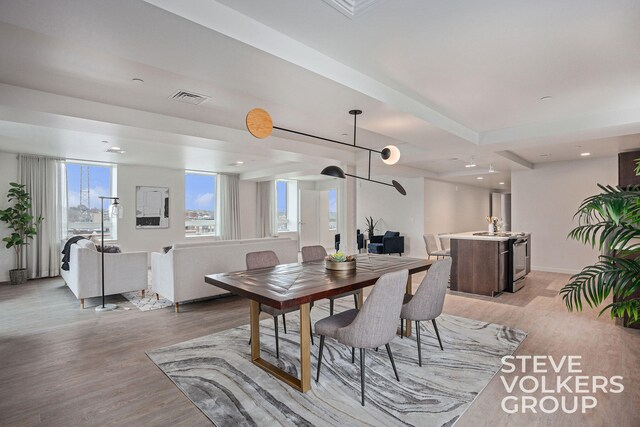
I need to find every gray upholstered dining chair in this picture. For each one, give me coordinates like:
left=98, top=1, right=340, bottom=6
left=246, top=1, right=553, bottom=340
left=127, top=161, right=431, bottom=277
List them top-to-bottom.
left=438, top=232, right=452, bottom=254
left=424, top=234, right=449, bottom=259
left=300, top=245, right=360, bottom=315
left=246, top=250, right=314, bottom=358
left=400, top=257, right=451, bottom=366
left=315, top=269, right=408, bottom=406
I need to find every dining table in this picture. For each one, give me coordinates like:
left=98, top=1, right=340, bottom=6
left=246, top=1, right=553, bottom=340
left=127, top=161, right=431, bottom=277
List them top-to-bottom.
left=204, top=253, right=432, bottom=393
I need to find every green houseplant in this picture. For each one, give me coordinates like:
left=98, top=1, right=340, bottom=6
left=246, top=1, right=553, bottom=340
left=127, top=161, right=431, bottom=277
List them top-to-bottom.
left=560, top=159, right=640, bottom=324
left=0, top=182, right=43, bottom=285
left=364, top=216, right=380, bottom=238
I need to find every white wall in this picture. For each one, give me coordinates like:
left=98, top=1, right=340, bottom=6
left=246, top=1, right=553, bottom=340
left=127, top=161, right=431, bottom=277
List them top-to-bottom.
left=0, top=152, right=18, bottom=282
left=512, top=156, right=618, bottom=274
left=116, top=165, right=257, bottom=255
left=357, top=176, right=425, bottom=258
left=424, top=178, right=491, bottom=239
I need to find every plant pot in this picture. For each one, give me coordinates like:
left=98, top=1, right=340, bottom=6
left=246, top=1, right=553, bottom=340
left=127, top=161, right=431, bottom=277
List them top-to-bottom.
left=325, top=260, right=356, bottom=271
left=9, top=268, right=28, bottom=285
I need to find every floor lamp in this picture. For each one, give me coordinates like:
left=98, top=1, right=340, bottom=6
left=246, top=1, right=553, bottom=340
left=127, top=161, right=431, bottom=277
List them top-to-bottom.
left=96, top=196, right=122, bottom=312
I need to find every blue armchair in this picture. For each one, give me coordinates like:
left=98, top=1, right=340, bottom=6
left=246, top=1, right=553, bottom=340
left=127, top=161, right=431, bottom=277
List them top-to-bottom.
left=335, top=229, right=364, bottom=251
left=368, top=231, right=404, bottom=256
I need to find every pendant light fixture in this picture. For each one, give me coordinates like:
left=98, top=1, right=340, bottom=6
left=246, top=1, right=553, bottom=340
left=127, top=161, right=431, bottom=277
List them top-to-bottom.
left=246, top=108, right=406, bottom=195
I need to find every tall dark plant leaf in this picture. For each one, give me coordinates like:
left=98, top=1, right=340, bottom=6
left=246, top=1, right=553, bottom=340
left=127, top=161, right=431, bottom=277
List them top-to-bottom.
left=561, top=184, right=640, bottom=323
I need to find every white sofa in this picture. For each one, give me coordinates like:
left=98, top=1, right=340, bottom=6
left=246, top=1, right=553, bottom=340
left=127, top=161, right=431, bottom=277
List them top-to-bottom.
left=151, top=237, right=298, bottom=312
left=61, top=239, right=148, bottom=308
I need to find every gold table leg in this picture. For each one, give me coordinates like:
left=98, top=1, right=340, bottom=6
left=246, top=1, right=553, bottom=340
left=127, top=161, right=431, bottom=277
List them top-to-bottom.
left=397, top=275, right=412, bottom=337
left=249, top=300, right=311, bottom=393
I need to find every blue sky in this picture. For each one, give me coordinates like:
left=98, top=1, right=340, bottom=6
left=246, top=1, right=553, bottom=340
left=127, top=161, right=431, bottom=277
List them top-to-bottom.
left=66, top=163, right=111, bottom=209
left=67, top=165, right=335, bottom=215
left=185, top=173, right=215, bottom=211
left=276, top=181, right=287, bottom=213
left=329, top=189, right=337, bottom=213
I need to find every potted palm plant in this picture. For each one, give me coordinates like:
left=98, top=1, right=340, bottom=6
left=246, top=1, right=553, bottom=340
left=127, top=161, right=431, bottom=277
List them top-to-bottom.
left=560, top=159, right=640, bottom=324
left=0, top=182, right=43, bottom=285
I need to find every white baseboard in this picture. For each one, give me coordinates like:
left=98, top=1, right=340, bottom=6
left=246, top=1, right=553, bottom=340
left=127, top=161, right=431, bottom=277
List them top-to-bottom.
left=532, top=265, right=580, bottom=275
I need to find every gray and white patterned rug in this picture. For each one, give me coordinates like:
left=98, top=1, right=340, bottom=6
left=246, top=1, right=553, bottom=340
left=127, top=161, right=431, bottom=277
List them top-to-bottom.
left=121, top=289, right=173, bottom=311
left=147, top=301, right=526, bottom=426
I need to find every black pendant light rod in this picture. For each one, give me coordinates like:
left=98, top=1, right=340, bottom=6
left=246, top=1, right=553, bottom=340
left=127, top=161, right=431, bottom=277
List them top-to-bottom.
left=272, top=125, right=383, bottom=154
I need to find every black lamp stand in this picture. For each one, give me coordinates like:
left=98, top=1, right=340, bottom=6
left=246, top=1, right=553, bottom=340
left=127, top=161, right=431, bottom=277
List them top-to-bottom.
left=95, top=196, right=120, bottom=312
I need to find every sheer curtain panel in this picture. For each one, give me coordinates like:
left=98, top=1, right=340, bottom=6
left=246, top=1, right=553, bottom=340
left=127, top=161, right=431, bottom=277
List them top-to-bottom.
left=18, top=154, right=65, bottom=278
left=218, top=173, right=241, bottom=240
left=256, top=180, right=275, bottom=238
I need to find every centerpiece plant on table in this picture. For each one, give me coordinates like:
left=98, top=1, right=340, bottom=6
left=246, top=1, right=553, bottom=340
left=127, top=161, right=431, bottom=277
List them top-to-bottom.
left=326, top=251, right=355, bottom=263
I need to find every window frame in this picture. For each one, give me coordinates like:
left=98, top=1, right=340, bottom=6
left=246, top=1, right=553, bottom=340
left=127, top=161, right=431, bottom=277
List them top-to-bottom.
left=64, top=161, right=118, bottom=241
left=184, top=171, right=218, bottom=238
left=276, top=179, right=298, bottom=232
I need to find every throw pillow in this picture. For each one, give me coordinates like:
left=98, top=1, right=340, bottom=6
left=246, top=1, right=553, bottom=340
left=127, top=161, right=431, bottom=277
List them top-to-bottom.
left=97, top=245, right=121, bottom=253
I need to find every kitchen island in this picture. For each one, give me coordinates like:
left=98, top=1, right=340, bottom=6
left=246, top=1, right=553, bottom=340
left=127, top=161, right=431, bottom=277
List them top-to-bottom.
left=441, top=232, right=531, bottom=297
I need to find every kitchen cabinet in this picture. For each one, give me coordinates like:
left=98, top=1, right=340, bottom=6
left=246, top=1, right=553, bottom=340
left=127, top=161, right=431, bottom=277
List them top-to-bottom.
left=443, top=232, right=531, bottom=297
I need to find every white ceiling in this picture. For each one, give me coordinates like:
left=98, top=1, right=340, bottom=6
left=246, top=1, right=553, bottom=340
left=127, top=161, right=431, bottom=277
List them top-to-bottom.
left=0, top=0, right=638, bottom=191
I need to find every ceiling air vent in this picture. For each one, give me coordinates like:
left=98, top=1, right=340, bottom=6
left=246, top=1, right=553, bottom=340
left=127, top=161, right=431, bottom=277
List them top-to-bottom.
left=169, top=90, right=210, bottom=105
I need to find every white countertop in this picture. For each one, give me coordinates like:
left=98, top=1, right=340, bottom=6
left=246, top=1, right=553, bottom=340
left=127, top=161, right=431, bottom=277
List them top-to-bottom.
left=440, top=231, right=530, bottom=241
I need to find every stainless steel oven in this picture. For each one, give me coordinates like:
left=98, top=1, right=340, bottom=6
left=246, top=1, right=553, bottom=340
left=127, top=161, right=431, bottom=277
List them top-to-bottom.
left=509, top=237, right=528, bottom=292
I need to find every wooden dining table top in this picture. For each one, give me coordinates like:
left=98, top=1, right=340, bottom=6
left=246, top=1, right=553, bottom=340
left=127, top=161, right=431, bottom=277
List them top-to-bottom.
left=205, top=254, right=433, bottom=310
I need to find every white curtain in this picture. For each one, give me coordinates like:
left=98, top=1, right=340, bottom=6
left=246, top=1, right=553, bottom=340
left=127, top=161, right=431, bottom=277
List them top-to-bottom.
left=18, top=154, right=65, bottom=278
left=218, top=173, right=241, bottom=240
left=256, top=180, right=275, bottom=238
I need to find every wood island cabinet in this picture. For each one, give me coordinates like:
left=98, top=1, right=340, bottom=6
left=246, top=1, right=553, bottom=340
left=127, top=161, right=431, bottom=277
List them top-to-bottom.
left=450, top=239, right=509, bottom=297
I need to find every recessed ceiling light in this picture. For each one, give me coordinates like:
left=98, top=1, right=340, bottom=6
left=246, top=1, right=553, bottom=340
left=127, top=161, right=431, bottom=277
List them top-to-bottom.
left=132, top=78, right=144, bottom=83
left=540, top=96, right=553, bottom=101
left=101, top=140, right=109, bottom=144
left=111, top=146, right=121, bottom=151
left=106, top=147, right=125, bottom=154
left=580, top=152, right=591, bottom=156
left=228, top=161, right=244, bottom=167
left=477, top=177, right=483, bottom=180
left=499, top=182, right=505, bottom=185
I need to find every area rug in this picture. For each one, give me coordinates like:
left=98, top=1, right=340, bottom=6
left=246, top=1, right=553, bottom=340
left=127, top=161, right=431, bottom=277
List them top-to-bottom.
left=121, top=289, right=173, bottom=311
left=147, top=301, right=526, bottom=426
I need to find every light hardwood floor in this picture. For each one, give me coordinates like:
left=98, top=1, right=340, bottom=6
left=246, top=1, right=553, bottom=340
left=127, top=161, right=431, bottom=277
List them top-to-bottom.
left=0, top=271, right=638, bottom=426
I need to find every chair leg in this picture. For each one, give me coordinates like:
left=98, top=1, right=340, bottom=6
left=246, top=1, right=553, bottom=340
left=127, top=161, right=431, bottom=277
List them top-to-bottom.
left=141, top=289, right=145, bottom=298
left=353, top=293, right=358, bottom=309
left=80, top=298, right=84, bottom=309
left=330, top=299, right=334, bottom=316
left=282, top=313, right=287, bottom=334
left=273, top=315, right=280, bottom=359
left=400, top=318, right=404, bottom=338
left=432, top=318, right=444, bottom=350
left=416, top=320, right=422, bottom=367
left=310, top=322, right=314, bottom=346
left=316, top=335, right=325, bottom=382
left=385, top=343, right=400, bottom=381
left=351, top=347, right=355, bottom=364
left=360, top=348, right=366, bottom=406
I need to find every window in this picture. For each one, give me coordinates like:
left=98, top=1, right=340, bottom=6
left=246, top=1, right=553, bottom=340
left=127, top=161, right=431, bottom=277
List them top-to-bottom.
left=65, top=162, right=117, bottom=240
left=185, top=172, right=216, bottom=236
left=276, top=179, right=298, bottom=232
left=328, top=188, right=337, bottom=230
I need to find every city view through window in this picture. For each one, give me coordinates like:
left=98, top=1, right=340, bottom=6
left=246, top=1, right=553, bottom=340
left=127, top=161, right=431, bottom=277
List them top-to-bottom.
left=66, top=163, right=114, bottom=239
left=185, top=173, right=216, bottom=236
left=276, top=180, right=289, bottom=231
left=329, top=188, right=337, bottom=230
